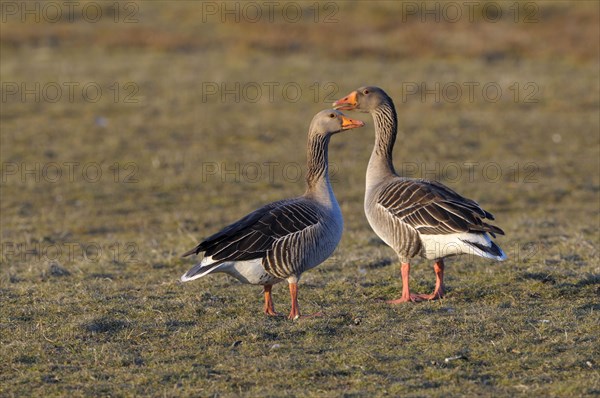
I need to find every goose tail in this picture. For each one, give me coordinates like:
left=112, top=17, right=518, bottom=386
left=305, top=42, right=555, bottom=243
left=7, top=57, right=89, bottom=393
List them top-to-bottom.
left=461, top=237, right=507, bottom=261
left=180, top=257, right=224, bottom=282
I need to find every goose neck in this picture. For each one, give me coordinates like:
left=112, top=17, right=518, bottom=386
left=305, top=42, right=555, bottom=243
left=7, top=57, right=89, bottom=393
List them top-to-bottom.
left=367, top=103, right=397, bottom=181
left=305, top=132, right=334, bottom=204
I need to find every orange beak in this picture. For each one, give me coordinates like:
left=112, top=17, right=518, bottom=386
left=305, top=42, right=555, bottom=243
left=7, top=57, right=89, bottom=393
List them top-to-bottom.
left=333, top=91, right=358, bottom=110
left=341, top=115, right=365, bottom=130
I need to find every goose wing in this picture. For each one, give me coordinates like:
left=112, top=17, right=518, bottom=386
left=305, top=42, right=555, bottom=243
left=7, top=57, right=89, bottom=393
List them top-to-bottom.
left=377, top=178, right=504, bottom=236
left=182, top=198, right=321, bottom=272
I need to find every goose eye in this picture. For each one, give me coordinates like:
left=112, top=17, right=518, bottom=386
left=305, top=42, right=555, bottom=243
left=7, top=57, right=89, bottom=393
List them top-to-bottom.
left=363, top=89, right=370, bottom=95
left=329, top=113, right=335, bottom=118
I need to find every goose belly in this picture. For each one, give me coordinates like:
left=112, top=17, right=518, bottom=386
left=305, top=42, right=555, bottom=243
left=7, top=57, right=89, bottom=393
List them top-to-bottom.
left=364, top=199, right=422, bottom=260
left=364, top=204, right=394, bottom=246
left=319, top=208, right=344, bottom=262
left=267, top=209, right=343, bottom=279
left=295, top=212, right=343, bottom=274
left=308, top=218, right=343, bottom=269
left=220, top=259, right=283, bottom=285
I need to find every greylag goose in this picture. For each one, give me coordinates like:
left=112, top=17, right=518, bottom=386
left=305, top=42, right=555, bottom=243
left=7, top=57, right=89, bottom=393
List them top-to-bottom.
left=333, top=86, right=506, bottom=303
left=180, top=110, right=365, bottom=319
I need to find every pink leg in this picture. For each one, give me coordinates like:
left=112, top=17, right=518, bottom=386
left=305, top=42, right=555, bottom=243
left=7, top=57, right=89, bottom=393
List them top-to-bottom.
left=414, top=259, right=445, bottom=300
left=387, top=262, right=423, bottom=304
left=287, top=282, right=323, bottom=320
left=287, top=282, right=300, bottom=320
left=263, top=285, right=281, bottom=316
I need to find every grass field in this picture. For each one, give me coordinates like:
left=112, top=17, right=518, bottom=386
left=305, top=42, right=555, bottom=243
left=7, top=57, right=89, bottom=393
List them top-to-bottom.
left=1, top=1, right=599, bottom=397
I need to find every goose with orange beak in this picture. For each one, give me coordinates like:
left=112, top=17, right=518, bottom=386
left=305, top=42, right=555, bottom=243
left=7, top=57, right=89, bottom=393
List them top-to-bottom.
left=334, top=86, right=506, bottom=303
left=181, top=110, right=365, bottom=319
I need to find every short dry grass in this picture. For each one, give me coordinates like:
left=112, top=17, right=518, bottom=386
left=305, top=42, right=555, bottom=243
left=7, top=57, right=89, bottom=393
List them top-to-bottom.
left=1, top=1, right=599, bottom=397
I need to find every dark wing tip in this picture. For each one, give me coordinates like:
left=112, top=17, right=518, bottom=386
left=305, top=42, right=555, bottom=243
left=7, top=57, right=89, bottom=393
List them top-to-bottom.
left=484, top=210, right=495, bottom=220
left=491, top=225, right=505, bottom=236
left=181, top=246, right=200, bottom=258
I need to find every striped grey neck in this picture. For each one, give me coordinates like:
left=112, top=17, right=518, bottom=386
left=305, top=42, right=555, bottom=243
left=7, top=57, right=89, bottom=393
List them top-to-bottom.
left=369, top=101, right=397, bottom=178
left=305, top=132, right=331, bottom=194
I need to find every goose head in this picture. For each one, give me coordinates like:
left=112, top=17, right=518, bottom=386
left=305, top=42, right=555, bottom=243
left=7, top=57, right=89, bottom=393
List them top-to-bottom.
left=332, top=86, right=391, bottom=113
left=309, top=109, right=365, bottom=136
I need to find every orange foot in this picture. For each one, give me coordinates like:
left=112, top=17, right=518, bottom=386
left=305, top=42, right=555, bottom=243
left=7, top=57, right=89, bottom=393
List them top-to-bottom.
left=263, top=285, right=284, bottom=316
left=412, top=290, right=444, bottom=301
left=386, top=294, right=426, bottom=304
left=264, top=308, right=284, bottom=317
left=288, top=311, right=324, bottom=320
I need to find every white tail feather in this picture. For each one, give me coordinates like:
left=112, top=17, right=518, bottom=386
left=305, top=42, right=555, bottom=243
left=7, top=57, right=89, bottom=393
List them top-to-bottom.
left=420, top=232, right=506, bottom=261
left=180, top=256, right=224, bottom=282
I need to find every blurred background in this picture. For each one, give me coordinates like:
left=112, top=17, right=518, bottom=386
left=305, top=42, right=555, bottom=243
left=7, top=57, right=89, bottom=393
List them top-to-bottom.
left=1, top=1, right=598, bottom=396
left=2, top=1, right=597, bottom=245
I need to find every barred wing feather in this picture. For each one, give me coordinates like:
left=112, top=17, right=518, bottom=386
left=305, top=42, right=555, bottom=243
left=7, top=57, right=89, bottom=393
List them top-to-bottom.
left=377, top=179, right=504, bottom=237
left=181, top=198, right=321, bottom=275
